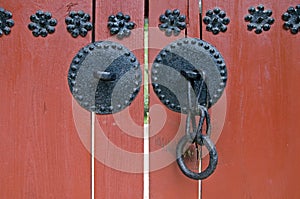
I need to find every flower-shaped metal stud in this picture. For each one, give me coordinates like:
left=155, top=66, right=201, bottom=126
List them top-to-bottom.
left=244, top=5, right=274, bottom=34
left=282, top=5, right=300, bottom=34
left=0, top=7, right=14, bottom=36
left=203, top=7, right=230, bottom=35
left=159, top=9, right=186, bottom=37
left=28, top=10, right=57, bottom=37
left=65, top=10, right=93, bottom=38
left=107, top=12, right=135, bottom=39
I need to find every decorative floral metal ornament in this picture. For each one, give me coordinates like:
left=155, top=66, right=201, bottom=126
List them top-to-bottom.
left=244, top=5, right=275, bottom=34
left=282, top=5, right=300, bottom=34
left=0, top=7, right=14, bottom=36
left=203, top=7, right=230, bottom=35
left=158, top=9, right=186, bottom=36
left=28, top=10, right=57, bottom=37
left=65, top=10, right=93, bottom=38
left=107, top=12, right=135, bottom=39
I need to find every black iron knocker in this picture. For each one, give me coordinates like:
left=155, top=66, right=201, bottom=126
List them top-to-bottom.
left=151, top=37, right=227, bottom=180
left=176, top=71, right=218, bottom=180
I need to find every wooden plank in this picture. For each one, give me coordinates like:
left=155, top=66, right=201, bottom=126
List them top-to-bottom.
left=148, top=0, right=200, bottom=198
left=202, top=0, right=300, bottom=198
left=0, top=1, right=92, bottom=198
left=94, top=1, right=144, bottom=198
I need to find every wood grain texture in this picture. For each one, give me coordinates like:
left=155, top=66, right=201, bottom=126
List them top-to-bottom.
left=148, top=0, right=200, bottom=198
left=202, top=0, right=300, bottom=198
left=0, top=1, right=92, bottom=198
left=94, top=1, right=144, bottom=198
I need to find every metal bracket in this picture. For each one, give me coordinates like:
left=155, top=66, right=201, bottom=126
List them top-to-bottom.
left=151, top=38, right=227, bottom=114
left=68, top=41, right=142, bottom=114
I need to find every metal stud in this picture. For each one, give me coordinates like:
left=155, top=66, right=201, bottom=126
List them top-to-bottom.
left=244, top=5, right=274, bottom=34
left=282, top=5, right=300, bottom=34
left=0, top=7, right=14, bottom=37
left=203, top=7, right=230, bottom=35
left=158, top=9, right=186, bottom=37
left=28, top=10, right=57, bottom=37
left=65, top=10, right=93, bottom=38
left=107, top=12, right=135, bottom=39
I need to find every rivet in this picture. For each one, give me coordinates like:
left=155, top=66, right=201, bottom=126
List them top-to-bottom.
left=183, top=39, right=189, bottom=44
left=191, top=40, right=196, bottom=44
left=94, top=42, right=101, bottom=47
left=177, top=42, right=182, bottom=46
left=104, top=44, right=109, bottom=49
left=111, top=44, right=116, bottom=49
left=171, top=44, right=176, bottom=48
left=89, top=45, right=95, bottom=50
left=117, top=46, right=123, bottom=50
left=83, top=48, right=89, bottom=53
left=161, top=51, right=167, bottom=57
left=77, top=52, right=83, bottom=58
left=125, top=52, right=131, bottom=56
left=130, top=57, right=136, bottom=62
left=156, top=57, right=162, bottom=62
left=73, top=58, right=80, bottom=64
left=217, top=59, right=223, bottom=64
left=71, top=65, right=78, bottom=70
left=152, top=70, right=158, bottom=74
left=70, top=72, right=76, bottom=78
left=135, top=81, right=140, bottom=86
left=153, top=83, right=159, bottom=88
left=133, top=87, right=139, bottom=93
left=155, top=89, right=161, bottom=94
left=129, top=94, right=135, bottom=101
left=159, top=94, right=165, bottom=100
left=164, top=99, right=170, bottom=105
left=124, top=100, right=130, bottom=105
left=170, top=103, right=175, bottom=108
left=117, top=104, right=122, bottom=109
left=100, top=106, right=105, bottom=112
left=109, top=106, right=114, bottom=111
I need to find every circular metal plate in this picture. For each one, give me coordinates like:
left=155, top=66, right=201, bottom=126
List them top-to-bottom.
left=151, top=38, right=227, bottom=114
left=68, top=41, right=142, bottom=114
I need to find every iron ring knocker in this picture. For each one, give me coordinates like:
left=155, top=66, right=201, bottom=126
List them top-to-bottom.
left=176, top=132, right=218, bottom=180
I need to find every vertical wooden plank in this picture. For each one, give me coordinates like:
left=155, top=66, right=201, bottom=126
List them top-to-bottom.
left=148, top=0, right=200, bottom=198
left=202, top=0, right=300, bottom=198
left=0, top=1, right=92, bottom=198
left=94, top=1, right=144, bottom=198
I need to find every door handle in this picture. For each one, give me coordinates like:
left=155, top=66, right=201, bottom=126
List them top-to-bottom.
left=151, top=37, right=227, bottom=180
left=67, top=41, right=142, bottom=114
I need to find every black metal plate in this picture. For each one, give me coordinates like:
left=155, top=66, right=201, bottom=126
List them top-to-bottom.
left=151, top=38, right=227, bottom=114
left=68, top=41, right=142, bottom=114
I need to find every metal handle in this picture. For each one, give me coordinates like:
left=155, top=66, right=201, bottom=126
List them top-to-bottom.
left=176, top=133, right=218, bottom=180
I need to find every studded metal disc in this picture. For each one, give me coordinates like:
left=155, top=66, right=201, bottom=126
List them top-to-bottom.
left=151, top=38, right=227, bottom=114
left=68, top=41, right=142, bottom=114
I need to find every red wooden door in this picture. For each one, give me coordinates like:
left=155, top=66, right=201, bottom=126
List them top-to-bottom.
left=0, top=0, right=92, bottom=198
left=1, top=0, right=300, bottom=199
left=148, top=0, right=300, bottom=199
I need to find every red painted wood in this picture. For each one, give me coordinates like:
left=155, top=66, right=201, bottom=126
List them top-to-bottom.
left=202, top=0, right=300, bottom=198
left=0, top=1, right=92, bottom=198
left=94, top=1, right=144, bottom=198
left=148, top=1, right=200, bottom=198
